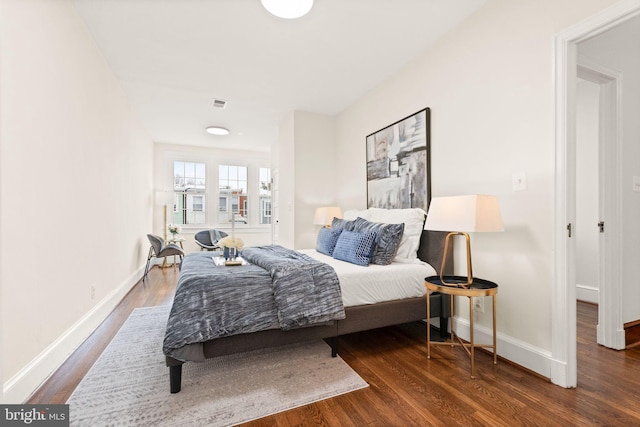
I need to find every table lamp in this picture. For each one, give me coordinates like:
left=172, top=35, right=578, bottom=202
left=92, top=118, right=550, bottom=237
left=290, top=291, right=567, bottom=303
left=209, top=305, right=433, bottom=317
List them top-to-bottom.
left=424, top=195, right=504, bottom=287
left=313, top=206, right=343, bottom=227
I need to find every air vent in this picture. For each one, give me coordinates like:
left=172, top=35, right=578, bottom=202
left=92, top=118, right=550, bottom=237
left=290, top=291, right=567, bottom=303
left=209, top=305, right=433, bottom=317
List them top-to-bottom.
left=212, top=99, right=227, bottom=109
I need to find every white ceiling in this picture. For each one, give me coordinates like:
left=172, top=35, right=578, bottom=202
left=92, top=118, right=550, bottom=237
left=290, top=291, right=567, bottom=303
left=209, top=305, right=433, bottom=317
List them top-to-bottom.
left=74, top=0, right=486, bottom=152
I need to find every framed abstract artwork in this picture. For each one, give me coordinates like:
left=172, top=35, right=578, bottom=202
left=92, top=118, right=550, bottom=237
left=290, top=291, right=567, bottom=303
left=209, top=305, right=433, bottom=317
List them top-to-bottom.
left=366, top=108, right=431, bottom=211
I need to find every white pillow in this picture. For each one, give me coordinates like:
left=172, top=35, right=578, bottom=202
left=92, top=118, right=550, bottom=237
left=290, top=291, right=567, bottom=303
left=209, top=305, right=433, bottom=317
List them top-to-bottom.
left=367, top=208, right=427, bottom=262
left=343, top=209, right=371, bottom=221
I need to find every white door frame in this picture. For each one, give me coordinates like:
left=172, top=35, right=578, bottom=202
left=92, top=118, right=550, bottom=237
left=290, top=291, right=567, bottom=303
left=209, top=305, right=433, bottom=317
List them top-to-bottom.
left=552, top=0, right=640, bottom=388
left=577, top=57, right=624, bottom=350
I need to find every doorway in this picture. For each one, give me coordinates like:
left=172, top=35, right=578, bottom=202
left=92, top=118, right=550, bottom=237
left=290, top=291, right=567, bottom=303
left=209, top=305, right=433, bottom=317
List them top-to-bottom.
left=552, top=2, right=640, bottom=388
left=575, top=60, right=623, bottom=350
left=575, top=78, right=600, bottom=306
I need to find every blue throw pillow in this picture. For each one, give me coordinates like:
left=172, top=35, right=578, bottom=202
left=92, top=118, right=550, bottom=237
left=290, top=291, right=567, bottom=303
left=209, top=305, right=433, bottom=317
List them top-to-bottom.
left=331, top=217, right=356, bottom=231
left=352, top=217, right=405, bottom=265
left=316, top=227, right=343, bottom=256
left=332, top=230, right=377, bottom=266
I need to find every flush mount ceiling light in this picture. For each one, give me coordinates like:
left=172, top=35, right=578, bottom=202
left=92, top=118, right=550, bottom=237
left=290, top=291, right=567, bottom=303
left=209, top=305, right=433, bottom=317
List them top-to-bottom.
left=261, top=0, right=313, bottom=19
left=205, top=126, right=229, bottom=136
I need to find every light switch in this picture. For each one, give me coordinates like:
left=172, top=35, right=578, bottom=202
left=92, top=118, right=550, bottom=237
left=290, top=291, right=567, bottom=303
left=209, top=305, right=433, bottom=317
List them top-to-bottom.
left=512, top=171, right=527, bottom=191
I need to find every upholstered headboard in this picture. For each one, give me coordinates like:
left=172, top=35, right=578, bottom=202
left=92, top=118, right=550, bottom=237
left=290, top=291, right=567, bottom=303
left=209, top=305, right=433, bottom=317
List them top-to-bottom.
left=417, top=230, right=452, bottom=275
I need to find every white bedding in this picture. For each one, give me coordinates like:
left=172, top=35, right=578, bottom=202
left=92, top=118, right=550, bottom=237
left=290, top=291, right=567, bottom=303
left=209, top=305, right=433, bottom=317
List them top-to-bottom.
left=299, top=249, right=436, bottom=307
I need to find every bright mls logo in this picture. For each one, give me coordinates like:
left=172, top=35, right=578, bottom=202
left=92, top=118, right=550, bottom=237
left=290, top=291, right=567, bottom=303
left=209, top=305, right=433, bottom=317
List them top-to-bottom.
left=1, top=405, right=68, bottom=426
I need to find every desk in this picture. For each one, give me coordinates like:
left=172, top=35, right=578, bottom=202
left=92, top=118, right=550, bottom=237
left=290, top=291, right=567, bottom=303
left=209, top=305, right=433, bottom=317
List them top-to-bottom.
left=425, top=275, right=498, bottom=378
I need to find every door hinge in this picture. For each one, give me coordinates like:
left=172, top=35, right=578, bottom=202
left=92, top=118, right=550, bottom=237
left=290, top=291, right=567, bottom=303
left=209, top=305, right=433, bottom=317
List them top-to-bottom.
left=598, top=221, right=605, bottom=233
left=567, top=223, right=572, bottom=238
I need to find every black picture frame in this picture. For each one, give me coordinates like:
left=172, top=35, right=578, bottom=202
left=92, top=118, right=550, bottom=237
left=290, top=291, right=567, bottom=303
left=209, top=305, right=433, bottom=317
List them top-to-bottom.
left=366, top=108, right=431, bottom=211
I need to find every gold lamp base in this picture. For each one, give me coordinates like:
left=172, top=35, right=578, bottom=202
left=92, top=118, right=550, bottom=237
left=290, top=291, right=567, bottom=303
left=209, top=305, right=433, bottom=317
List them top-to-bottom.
left=440, top=231, right=474, bottom=288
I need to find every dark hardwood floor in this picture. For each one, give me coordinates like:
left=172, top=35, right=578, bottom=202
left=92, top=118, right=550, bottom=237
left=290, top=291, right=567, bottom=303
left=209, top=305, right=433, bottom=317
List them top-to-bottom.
left=28, top=267, right=640, bottom=426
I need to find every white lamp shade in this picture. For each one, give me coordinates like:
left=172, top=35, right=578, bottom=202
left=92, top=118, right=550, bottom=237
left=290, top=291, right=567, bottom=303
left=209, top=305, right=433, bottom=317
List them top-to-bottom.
left=424, top=195, right=504, bottom=233
left=313, top=206, right=343, bottom=226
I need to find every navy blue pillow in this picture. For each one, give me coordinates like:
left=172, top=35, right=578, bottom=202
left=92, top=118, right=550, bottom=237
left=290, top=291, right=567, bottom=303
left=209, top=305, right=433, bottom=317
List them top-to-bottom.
left=352, top=217, right=405, bottom=265
left=316, top=227, right=343, bottom=256
left=332, top=230, right=377, bottom=266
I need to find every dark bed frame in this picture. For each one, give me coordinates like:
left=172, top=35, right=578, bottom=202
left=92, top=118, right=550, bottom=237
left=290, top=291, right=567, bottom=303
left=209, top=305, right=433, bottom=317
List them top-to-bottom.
left=166, top=230, right=452, bottom=393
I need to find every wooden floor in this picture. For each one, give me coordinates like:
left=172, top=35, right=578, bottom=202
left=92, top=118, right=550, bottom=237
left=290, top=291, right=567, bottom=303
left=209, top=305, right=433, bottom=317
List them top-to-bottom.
left=28, top=266, right=640, bottom=426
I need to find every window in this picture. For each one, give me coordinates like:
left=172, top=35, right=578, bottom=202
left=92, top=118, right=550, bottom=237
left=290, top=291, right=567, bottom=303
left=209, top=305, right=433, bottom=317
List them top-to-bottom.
left=173, top=161, right=206, bottom=225
left=219, top=165, right=247, bottom=224
left=259, top=167, right=272, bottom=224
left=192, top=195, right=204, bottom=212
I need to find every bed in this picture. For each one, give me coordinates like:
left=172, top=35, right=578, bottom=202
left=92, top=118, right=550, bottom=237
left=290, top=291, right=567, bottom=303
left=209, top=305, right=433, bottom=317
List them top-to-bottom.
left=164, top=208, right=452, bottom=393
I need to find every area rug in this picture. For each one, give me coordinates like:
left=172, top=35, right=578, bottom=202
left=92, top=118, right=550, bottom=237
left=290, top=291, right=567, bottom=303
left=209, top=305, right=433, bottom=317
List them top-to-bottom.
left=67, top=305, right=368, bottom=426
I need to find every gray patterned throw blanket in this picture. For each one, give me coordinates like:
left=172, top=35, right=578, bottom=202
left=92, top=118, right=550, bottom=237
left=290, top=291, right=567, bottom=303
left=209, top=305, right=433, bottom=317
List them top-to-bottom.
left=163, top=246, right=345, bottom=362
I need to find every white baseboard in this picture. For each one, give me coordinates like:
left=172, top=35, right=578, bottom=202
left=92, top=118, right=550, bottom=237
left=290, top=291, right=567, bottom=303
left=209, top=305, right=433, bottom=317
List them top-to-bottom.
left=2, top=267, right=144, bottom=403
left=576, top=284, right=599, bottom=304
left=451, top=317, right=553, bottom=381
left=597, top=323, right=625, bottom=350
left=549, top=357, right=572, bottom=388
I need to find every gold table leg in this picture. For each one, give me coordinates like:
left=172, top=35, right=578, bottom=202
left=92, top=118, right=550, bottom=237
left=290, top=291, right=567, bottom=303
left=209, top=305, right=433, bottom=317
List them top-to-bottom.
left=425, top=278, right=498, bottom=379
left=427, top=291, right=431, bottom=359
left=493, top=294, right=497, bottom=365
left=469, top=296, right=475, bottom=378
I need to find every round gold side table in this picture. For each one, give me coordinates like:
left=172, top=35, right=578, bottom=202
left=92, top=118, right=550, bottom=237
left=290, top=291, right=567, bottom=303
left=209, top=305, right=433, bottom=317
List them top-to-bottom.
left=425, top=275, right=498, bottom=378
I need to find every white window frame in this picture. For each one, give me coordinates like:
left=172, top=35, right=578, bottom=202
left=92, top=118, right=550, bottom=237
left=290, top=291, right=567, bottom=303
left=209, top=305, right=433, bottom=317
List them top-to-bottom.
left=173, top=161, right=207, bottom=226
left=218, top=164, right=248, bottom=224
left=259, top=167, right=272, bottom=225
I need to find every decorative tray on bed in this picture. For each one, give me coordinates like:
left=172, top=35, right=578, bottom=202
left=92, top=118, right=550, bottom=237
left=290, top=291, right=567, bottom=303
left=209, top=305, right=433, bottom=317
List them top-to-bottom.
left=212, top=256, right=247, bottom=267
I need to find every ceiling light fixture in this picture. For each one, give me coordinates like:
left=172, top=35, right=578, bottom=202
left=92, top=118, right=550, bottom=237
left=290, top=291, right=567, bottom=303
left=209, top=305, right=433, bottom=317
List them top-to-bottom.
left=261, top=0, right=313, bottom=19
left=205, top=126, right=230, bottom=136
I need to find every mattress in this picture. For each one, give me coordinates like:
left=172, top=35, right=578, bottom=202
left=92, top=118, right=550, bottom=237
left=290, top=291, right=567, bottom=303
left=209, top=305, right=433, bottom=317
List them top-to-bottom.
left=298, top=249, right=436, bottom=307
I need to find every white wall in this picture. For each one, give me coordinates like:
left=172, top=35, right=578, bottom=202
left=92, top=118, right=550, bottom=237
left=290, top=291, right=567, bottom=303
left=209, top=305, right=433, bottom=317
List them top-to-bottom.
left=0, top=0, right=154, bottom=402
left=330, top=0, right=619, bottom=376
left=578, top=15, right=640, bottom=323
left=575, top=79, right=600, bottom=304
left=275, top=111, right=337, bottom=249
left=274, top=112, right=296, bottom=248
left=292, top=112, right=337, bottom=249
left=153, top=143, right=273, bottom=252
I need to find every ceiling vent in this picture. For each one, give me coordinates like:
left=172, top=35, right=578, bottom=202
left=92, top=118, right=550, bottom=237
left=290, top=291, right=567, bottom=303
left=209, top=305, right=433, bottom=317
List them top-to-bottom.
left=212, top=99, right=227, bottom=109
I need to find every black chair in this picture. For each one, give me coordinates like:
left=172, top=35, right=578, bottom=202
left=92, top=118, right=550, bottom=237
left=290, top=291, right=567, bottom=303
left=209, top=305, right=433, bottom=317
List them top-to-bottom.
left=194, top=229, right=228, bottom=251
left=143, top=234, right=185, bottom=281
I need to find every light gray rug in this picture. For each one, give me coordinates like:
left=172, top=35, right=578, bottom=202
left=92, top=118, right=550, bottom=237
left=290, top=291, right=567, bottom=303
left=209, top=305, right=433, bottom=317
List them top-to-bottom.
left=67, top=305, right=368, bottom=426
